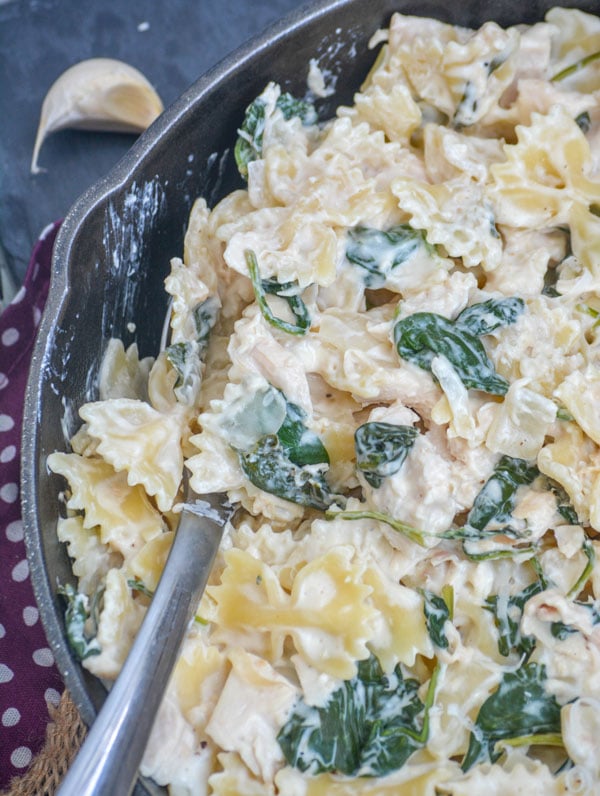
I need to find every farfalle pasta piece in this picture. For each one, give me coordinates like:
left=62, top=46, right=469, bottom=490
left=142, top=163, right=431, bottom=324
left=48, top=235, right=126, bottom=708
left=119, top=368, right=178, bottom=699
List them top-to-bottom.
left=546, top=7, right=600, bottom=92
left=389, top=18, right=518, bottom=127
left=339, top=82, right=422, bottom=143
left=487, top=106, right=600, bottom=228
left=423, top=124, right=505, bottom=184
left=392, top=176, right=503, bottom=271
left=556, top=203, right=600, bottom=296
left=164, top=256, right=214, bottom=344
left=98, top=339, right=153, bottom=401
left=554, top=365, right=600, bottom=446
left=485, top=378, right=557, bottom=459
left=79, top=398, right=184, bottom=512
left=537, top=423, right=600, bottom=531
left=47, top=451, right=164, bottom=556
left=56, top=515, right=119, bottom=595
left=128, top=531, right=173, bottom=593
left=209, top=547, right=377, bottom=678
left=364, top=565, right=433, bottom=671
left=84, top=568, right=145, bottom=679
left=172, top=635, right=229, bottom=729
left=205, top=649, right=298, bottom=782
left=140, top=690, right=213, bottom=792
left=561, top=697, right=600, bottom=781
left=209, top=753, right=275, bottom=796
left=437, top=759, right=566, bottom=796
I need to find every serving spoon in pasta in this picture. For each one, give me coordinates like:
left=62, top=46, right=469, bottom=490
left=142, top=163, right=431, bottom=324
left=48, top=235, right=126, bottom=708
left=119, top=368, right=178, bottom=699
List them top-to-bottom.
left=57, top=308, right=233, bottom=796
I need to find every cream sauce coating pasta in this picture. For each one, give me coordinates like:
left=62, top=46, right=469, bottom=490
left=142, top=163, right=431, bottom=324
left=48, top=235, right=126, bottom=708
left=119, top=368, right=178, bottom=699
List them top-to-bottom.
left=50, top=7, right=600, bottom=794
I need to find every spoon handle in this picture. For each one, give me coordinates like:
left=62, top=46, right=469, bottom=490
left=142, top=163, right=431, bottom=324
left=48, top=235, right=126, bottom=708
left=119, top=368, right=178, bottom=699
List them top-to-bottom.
left=57, top=501, right=226, bottom=796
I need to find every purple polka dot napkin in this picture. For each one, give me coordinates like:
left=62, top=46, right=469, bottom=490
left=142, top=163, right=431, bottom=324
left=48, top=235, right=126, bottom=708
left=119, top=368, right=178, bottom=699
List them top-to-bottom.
left=0, top=222, right=64, bottom=788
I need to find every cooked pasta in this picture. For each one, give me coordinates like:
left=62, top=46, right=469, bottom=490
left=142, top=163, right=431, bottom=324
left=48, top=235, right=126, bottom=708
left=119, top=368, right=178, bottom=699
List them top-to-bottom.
left=50, top=7, right=600, bottom=794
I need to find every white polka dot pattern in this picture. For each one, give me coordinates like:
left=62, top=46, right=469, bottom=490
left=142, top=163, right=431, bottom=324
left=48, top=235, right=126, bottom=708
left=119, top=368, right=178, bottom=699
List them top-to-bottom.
left=0, top=222, right=63, bottom=787
left=1, top=329, right=19, bottom=347
left=0, top=414, right=14, bottom=431
left=0, top=445, right=16, bottom=463
left=1, top=482, right=18, bottom=503
left=5, top=519, right=22, bottom=541
left=11, top=559, right=29, bottom=582
left=22, top=606, right=39, bottom=626
left=32, top=648, right=54, bottom=668
left=2, top=707, right=20, bottom=726
left=10, top=747, right=32, bottom=768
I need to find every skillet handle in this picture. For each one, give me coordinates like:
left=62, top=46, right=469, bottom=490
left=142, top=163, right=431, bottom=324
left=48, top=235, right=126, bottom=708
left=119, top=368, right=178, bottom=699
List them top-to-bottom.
left=56, top=505, right=225, bottom=796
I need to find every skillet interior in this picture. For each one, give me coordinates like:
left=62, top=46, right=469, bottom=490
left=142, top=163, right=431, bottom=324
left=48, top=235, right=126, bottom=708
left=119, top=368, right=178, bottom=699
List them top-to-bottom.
left=22, top=0, right=599, bottom=792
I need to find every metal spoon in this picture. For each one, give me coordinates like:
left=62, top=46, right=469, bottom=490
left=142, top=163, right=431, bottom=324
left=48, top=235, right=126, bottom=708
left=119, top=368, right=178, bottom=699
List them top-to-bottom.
left=57, top=485, right=232, bottom=796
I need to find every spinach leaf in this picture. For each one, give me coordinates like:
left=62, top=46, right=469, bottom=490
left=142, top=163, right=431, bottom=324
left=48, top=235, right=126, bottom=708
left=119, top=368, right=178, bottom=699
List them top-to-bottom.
left=234, top=92, right=316, bottom=179
left=275, top=92, right=317, bottom=124
left=235, top=97, right=265, bottom=179
left=576, top=111, right=592, bottom=133
left=345, top=225, right=428, bottom=288
left=246, top=250, right=311, bottom=335
left=193, top=295, right=219, bottom=355
left=393, top=297, right=524, bottom=395
left=454, top=297, right=524, bottom=337
left=165, top=341, right=196, bottom=389
left=236, top=391, right=332, bottom=510
left=278, top=398, right=330, bottom=467
left=354, top=422, right=419, bottom=488
left=239, top=435, right=333, bottom=510
left=466, top=456, right=539, bottom=534
left=546, top=478, right=579, bottom=525
left=484, top=580, right=544, bottom=657
left=58, top=583, right=101, bottom=661
left=422, top=589, right=451, bottom=649
left=551, top=599, right=600, bottom=640
left=278, top=654, right=437, bottom=777
left=462, top=662, right=562, bottom=771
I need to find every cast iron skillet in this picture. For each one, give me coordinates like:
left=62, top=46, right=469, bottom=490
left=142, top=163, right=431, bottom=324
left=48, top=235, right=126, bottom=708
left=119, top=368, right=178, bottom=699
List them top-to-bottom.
left=21, top=0, right=599, bottom=793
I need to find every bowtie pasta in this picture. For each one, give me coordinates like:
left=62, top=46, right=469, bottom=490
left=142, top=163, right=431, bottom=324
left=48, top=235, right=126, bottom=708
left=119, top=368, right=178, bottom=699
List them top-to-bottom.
left=50, top=6, right=600, bottom=795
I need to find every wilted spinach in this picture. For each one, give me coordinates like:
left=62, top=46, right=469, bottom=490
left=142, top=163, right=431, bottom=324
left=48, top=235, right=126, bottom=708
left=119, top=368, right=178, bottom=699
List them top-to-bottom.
left=234, top=91, right=317, bottom=179
left=345, top=225, right=429, bottom=288
left=245, top=250, right=311, bottom=335
left=193, top=295, right=219, bottom=356
left=393, top=297, right=524, bottom=395
left=165, top=341, right=195, bottom=389
left=237, top=390, right=334, bottom=510
left=354, top=422, right=419, bottom=488
left=466, top=456, right=539, bottom=535
left=484, top=580, right=544, bottom=658
left=58, top=583, right=102, bottom=661
left=422, top=589, right=451, bottom=649
left=551, top=599, right=600, bottom=640
left=277, top=654, right=438, bottom=777
left=462, top=662, right=562, bottom=771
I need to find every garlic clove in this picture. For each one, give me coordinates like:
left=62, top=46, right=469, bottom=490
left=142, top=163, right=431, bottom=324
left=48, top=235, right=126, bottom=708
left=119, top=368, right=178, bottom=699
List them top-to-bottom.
left=31, top=57, right=164, bottom=174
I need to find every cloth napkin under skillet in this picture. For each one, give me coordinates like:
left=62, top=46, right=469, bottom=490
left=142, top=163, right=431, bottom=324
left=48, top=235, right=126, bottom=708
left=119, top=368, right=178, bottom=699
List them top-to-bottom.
left=0, top=222, right=64, bottom=789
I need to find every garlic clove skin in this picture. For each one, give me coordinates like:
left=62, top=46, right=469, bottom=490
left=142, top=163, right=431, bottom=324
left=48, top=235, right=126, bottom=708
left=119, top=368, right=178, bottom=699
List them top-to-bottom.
left=31, top=57, right=164, bottom=174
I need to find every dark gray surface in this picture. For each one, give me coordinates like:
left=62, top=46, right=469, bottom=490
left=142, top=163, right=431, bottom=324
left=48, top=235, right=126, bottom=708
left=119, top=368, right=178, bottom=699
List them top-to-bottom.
left=0, top=0, right=307, bottom=282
